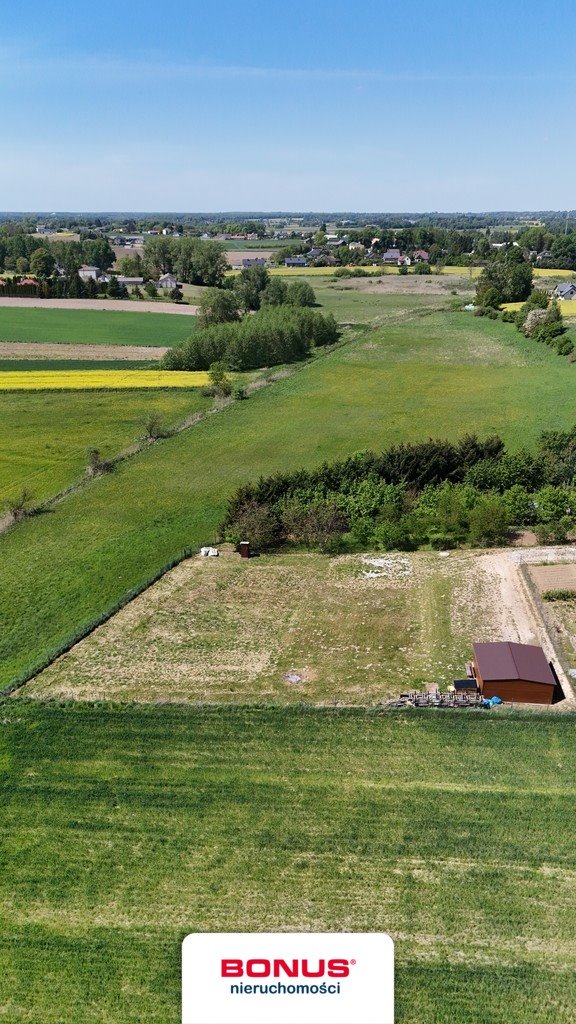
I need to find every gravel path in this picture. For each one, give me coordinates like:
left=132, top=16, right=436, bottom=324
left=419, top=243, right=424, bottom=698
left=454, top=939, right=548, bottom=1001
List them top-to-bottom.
left=0, top=298, right=198, bottom=315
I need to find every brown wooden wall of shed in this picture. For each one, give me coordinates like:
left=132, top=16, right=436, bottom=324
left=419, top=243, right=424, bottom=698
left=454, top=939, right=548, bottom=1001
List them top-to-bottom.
left=478, top=676, right=553, bottom=705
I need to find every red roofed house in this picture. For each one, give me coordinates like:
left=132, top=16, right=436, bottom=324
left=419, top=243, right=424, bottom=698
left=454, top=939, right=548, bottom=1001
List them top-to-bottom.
left=413, top=249, right=430, bottom=262
left=472, top=642, right=556, bottom=705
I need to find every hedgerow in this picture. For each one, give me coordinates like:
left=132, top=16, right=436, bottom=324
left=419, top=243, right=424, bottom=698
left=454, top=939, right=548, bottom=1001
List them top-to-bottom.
left=162, top=306, right=339, bottom=371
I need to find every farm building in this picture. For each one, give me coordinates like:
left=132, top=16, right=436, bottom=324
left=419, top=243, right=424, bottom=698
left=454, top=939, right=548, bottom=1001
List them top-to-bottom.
left=383, top=247, right=401, bottom=263
left=284, top=256, right=307, bottom=267
left=157, top=273, right=178, bottom=289
left=471, top=642, right=556, bottom=705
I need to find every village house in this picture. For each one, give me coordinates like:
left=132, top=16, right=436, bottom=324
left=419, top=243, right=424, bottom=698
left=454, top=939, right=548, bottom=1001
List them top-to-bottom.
left=383, top=247, right=401, bottom=264
left=413, top=249, right=430, bottom=262
left=284, top=256, right=307, bottom=268
left=241, top=258, right=267, bottom=269
left=78, top=265, right=102, bottom=281
left=157, top=272, right=178, bottom=289
left=554, top=282, right=576, bottom=301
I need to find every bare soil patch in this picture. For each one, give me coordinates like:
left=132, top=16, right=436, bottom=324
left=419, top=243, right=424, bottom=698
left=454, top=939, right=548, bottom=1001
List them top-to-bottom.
left=225, top=250, right=274, bottom=266
left=0, top=298, right=198, bottom=315
left=0, top=342, right=168, bottom=361
left=529, top=563, right=576, bottom=592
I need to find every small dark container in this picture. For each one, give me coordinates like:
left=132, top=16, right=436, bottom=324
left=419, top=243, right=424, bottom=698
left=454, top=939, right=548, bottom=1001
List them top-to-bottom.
left=239, top=541, right=250, bottom=559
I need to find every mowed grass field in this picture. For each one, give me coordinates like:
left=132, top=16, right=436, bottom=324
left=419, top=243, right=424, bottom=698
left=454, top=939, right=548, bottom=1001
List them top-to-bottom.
left=4, top=301, right=576, bottom=687
left=0, top=308, right=195, bottom=346
left=0, top=390, right=211, bottom=503
left=26, top=549, right=503, bottom=704
left=2, top=701, right=576, bottom=1024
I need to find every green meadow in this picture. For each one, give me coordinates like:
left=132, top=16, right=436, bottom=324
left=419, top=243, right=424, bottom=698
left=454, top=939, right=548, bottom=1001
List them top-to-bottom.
left=2, top=299, right=576, bottom=689
left=0, top=307, right=195, bottom=346
left=0, top=390, right=210, bottom=504
left=1, top=701, right=575, bottom=1024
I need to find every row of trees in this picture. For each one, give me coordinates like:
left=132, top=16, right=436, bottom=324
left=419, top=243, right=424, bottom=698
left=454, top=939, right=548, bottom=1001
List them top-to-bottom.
left=0, top=233, right=115, bottom=276
left=163, top=306, right=339, bottom=372
left=222, top=429, right=576, bottom=552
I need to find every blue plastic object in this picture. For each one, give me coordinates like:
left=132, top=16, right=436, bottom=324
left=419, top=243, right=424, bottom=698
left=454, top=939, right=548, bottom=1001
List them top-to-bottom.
left=482, top=696, right=503, bottom=708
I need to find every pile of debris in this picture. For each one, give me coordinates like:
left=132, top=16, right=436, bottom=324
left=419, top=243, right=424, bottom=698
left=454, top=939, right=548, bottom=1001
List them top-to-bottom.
left=385, top=688, right=501, bottom=710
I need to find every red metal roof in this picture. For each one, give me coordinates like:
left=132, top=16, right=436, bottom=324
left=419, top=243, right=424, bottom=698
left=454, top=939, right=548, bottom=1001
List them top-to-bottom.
left=473, top=642, right=555, bottom=687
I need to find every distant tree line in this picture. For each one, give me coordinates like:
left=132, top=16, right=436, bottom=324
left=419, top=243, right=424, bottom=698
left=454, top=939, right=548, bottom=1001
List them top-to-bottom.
left=0, top=232, right=115, bottom=275
left=222, top=429, right=576, bottom=552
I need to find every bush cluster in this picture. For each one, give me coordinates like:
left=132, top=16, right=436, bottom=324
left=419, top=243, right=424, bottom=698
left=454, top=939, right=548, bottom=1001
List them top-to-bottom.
left=163, top=306, right=339, bottom=371
left=222, top=429, right=576, bottom=553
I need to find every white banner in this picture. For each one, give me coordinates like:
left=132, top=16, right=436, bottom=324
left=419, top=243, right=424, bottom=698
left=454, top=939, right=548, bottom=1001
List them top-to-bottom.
left=182, top=932, right=394, bottom=1024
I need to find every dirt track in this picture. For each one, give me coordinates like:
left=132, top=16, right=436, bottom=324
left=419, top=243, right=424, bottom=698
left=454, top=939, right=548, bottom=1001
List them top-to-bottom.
left=0, top=298, right=198, bottom=315
left=0, top=342, right=167, bottom=361
left=477, top=547, right=576, bottom=705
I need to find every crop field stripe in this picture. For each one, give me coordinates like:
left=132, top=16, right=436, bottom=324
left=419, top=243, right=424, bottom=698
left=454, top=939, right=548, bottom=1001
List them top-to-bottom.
left=0, top=308, right=195, bottom=346
left=0, top=370, right=210, bottom=389
left=1, top=702, right=576, bottom=1023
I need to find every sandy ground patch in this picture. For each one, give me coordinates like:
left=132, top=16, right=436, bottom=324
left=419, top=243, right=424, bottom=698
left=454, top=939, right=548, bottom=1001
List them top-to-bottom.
left=0, top=298, right=198, bottom=315
left=0, top=341, right=168, bottom=361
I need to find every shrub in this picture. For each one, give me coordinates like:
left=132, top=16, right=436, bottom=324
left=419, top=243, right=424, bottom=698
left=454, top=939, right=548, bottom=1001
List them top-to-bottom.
left=285, top=280, right=316, bottom=307
left=208, top=361, right=232, bottom=396
left=6, top=487, right=35, bottom=521
left=225, top=500, right=282, bottom=551
left=542, top=589, right=576, bottom=601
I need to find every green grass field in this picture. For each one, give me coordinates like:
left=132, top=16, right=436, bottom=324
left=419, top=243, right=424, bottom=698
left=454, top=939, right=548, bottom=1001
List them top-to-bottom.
left=3, top=303, right=576, bottom=689
left=0, top=308, right=196, bottom=346
left=0, top=359, right=157, bottom=371
left=0, top=390, right=210, bottom=503
left=2, top=701, right=575, bottom=1024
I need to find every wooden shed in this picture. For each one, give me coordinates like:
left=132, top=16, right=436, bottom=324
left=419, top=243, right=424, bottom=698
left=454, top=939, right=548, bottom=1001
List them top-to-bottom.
left=472, top=642, right=556, bottom=705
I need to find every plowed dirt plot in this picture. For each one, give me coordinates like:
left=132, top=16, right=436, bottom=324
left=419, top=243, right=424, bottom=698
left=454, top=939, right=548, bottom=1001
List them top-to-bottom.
left=26, top=548, right=549, bottom=705
left=529, top=563, right=576, bottom=592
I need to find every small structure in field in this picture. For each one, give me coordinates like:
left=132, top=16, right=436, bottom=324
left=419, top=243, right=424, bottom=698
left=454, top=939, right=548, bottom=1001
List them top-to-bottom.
left=157, top=272, right=178, bottom=289
left=239, top=541, right=250, bottom=559
left=471, top=642, right=556, bottom=705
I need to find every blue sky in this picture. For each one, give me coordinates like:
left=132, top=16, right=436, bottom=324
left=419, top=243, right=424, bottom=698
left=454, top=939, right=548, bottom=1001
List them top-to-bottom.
left=1, top=0, right=574, bottom=211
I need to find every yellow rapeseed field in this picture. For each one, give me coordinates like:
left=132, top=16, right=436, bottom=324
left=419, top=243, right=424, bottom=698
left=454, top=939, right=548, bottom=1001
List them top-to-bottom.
left=502, top=300, right=576, bottom=318
left=0, top=370, right=211, bottom=390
